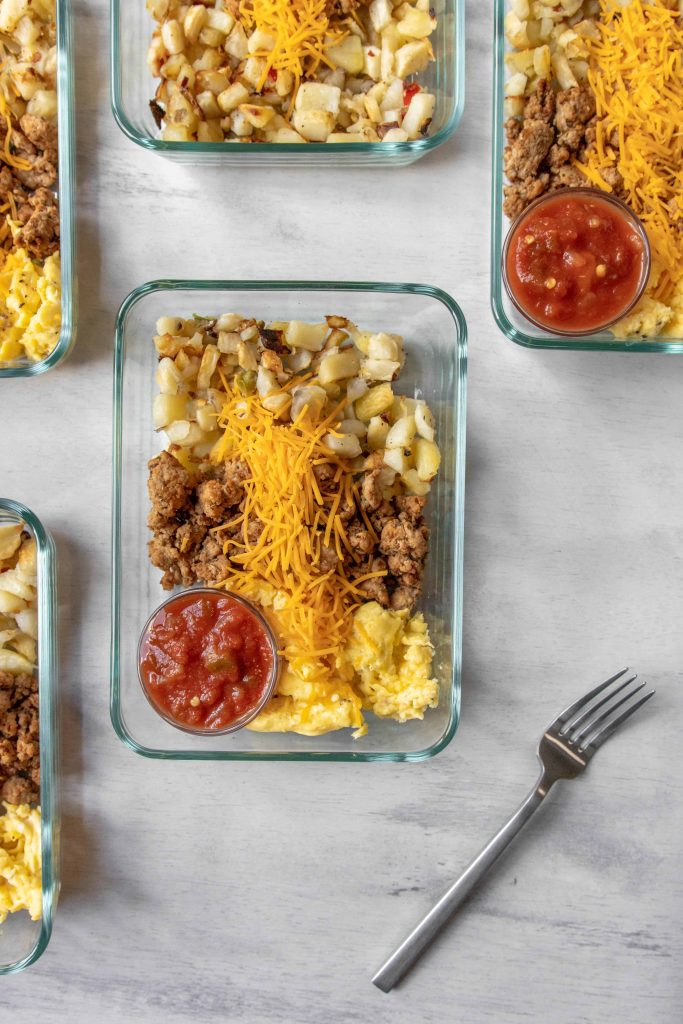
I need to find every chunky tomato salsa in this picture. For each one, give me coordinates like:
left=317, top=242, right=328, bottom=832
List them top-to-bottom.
left=505, top=192, right=648, bottom=333
left=139, top=590, right=275, bottom=732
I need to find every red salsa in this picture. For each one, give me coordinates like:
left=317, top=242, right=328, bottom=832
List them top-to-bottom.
left=505, top=192, right=648, bottom=333
left=139, top=590, right=275, bottom=732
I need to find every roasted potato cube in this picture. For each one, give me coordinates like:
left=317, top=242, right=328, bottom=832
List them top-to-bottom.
left=354, top=382, right=394, bottom=420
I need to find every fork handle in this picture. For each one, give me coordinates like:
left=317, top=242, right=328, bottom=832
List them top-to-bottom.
left=372, top=780, right=547, bottom=992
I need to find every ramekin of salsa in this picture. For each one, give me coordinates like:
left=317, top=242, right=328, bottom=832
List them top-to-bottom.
left=503, top=189, right=650, bottom=336
left=138, top=588, right=279, bottom=734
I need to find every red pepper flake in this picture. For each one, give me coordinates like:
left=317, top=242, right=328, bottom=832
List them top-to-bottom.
left=268, top=67, right=278, bottom=81
left=403, top=82, right=420, bottom=106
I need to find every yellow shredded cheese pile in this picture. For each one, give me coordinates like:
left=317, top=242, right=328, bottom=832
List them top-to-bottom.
left=238, top=0, right=348, bottom=95
left=576, top=0, right=683, bottom=302
left=0, top=249, right=61, bottom=365
left=211, top=384, right=386, bottom=700
left=0, top=803, right=42, bottom=925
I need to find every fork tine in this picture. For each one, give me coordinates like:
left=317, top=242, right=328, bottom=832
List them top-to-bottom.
left=555, top=668, right=630, bottom=727
left=561, top=674, right=637, bottom=734
left=571, top=682, right=646, bottom=747
left=580, top=688, right=655, bottom=752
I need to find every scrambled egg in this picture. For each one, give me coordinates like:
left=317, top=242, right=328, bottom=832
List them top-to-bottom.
left=0, top=249, right=61, bottom=365
left=612, top=263, right=683, bottom=340
left=244, top=585, right=437, bottom=737
left=344, top=602, right=438, bottom=724
left=0, top=803, right=42, bottom=924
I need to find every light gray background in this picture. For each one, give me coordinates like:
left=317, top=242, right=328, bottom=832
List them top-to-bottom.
left=2, top=0, right=681, bottom=1020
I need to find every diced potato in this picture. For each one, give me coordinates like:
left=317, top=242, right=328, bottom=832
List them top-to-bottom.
left=369, top=0, right=393, bottom=32
left=206, top=7, right=234, bottom=34
left=397, top=8, right=436, bottom=38
left=161, top=18, right=185, bottom=54
left=225, top=22, right=249, bottom=60
left=247, top=26, right=275, bottom=52
left=327, top=34, right=364, bottom=74
left=394, top=39, right=432, bottom=79
left=363, top=45, right=381, bottom=81
left=552, top=51, right=578, bottom=90
left=241, top=56, right=267, bottom=88
left=505, top=71, right=528, bottom=98
left=380, top=79, right=404, bottom=112
left=295, top=82, right=341, bottom=115
left=26, top=88, right=57, bottom=120
left=402, top=91, right=436, bottom=138
left=238, top=103, right=275, bottom=128
left=293, top=108, right=335, bottom=142
left=230, top=109, right=254, bottom=137
left=198, top=120, right=224, bottom=142
left=162, top=124, right=192, bottom=142
left=268, top=128, right=306, bottom=143
left=382, top=128, right=409, bottom=142
left=284, top=321, right=328, bottom=351
left=367, top=332, right=401, bottom=361
left=197, top=343, right=220, bottom=389
left=318, top=349, right=361, bottom=384
left=156, top=356, right=182, bottom=395
left=361, top=357, right=400, bottom=382
left=355, top=382, right=394, bottom=420
left=291, top=384, right=327, bottom=421
left=153, top=393, right=188, bottom=429
left=415, top=400, right=436, bottom=442
left=195, top=401, right=218, bottom=432
left=385, top=415, right=416, bottom=449
left=367, top=416, right=389, bottom=450
left=165, top=420, right=206, bottom=446
left=324, top=432, right=362, bottom=458
left=414, top=438, right=441, bottom=481
left=383, top=447, right=411, bottom=475
left=402, top=468, right=430, bottom=496
left=0, top=525, right=23, bottom=560
left=0, top=569, right=33, bottom=600
left=0, top=591, right=26, bottom=615
left=15, top=609, right=37, bottom=640
left=0, top=649, right=33, bottom=674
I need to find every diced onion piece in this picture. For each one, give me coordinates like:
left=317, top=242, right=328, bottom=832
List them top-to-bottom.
left=291, top=384, right=327, bottom=422
left=415, top=401, right=436, bottom=442
left=339, top=418, right=367, bottom=437
left=324, top=432, right=362, bottom=457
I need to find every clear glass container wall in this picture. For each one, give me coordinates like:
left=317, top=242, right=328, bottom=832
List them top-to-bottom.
left=0, top=0, right=76, bottom=377
left=110, top=0, right=464, bottom=166
left=490, top=0, right=683, bottom=353
left=112, top=281, right=467, bottom=760
left=0, top=500, right=59, bottom=974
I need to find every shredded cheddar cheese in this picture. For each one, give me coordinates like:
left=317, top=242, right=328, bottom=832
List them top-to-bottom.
left=238, top=0, right=348, bottom=96
left=576, top=0, right=683, bottom=302
left=210, top=385, right=385, bottom=715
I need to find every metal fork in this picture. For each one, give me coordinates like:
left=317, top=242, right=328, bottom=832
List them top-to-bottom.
left=372, top=669, right=655, bottom=993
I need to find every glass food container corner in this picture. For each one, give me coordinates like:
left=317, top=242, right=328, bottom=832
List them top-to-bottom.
left=0, top=0, right=77, bottom=378
left=110, top=0, right=464, bottom=166
left=490, top=0, right=683, bottom=353
left=111, top=280, right=466, bottom=761
left=0, top=499, right=59, bottom=975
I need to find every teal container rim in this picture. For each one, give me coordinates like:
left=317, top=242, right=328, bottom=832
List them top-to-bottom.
left=0, top=0, right=76, bottom=377
left=109, top=0, right=465, bottom=160
left=489, top=0, right=683, bottom=353
left=111, top=279, right=467, bottom=762
left=0, top=498, right=58, bottom=974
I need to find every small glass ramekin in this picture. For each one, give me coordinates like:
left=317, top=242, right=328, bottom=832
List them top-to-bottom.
left=501, top=188, right=652, bottom=338
left=137, top=587, right=281, bottom=737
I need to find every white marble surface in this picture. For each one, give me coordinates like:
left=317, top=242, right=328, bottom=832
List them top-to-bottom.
left=2, top=0, right=683, bottom=1019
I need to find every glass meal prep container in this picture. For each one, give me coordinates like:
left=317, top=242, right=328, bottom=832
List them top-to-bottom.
left=0, top=0, right=76, bottom=378
left=110, top=0, right=465, bottom=166
left=490, top=0, right=683, bottom=354
left=111, top=280, right=467, bottom=761
left=0, top=499, right=59, bottom=975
